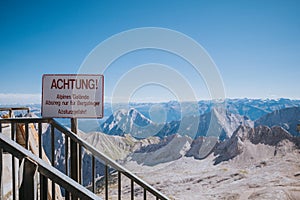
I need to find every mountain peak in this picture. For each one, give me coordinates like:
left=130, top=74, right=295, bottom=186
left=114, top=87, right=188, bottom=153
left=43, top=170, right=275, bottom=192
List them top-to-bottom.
left=101, top=108, right=156, bottom=138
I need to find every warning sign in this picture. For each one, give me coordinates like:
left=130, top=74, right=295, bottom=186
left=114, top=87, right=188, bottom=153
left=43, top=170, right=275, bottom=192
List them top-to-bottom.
left=42, top=74, right=104, bottom=118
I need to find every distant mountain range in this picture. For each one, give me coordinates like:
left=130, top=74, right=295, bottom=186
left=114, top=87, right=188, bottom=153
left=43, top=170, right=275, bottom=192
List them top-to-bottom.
left=2, top=98, right=299, bottom=134
left=105, top=98, right=300, bottom=121
left=99, top=99, right=300, bottom=140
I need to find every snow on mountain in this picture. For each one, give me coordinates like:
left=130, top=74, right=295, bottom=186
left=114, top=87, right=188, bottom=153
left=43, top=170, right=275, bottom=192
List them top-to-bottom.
left=255, top=107, right=300, bottom=136
left=100, top=108, right=159, bottom=138
left=100, top=108, right=163, bottom=138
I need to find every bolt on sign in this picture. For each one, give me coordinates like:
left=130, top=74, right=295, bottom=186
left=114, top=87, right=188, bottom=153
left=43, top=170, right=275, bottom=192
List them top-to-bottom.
left=42, top=74, right=104, bottom=118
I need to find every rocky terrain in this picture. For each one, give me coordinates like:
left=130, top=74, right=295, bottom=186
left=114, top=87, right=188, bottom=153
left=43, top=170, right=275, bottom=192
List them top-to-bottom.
left=81, top=122, right=300, bottom=199
left=117, top=125, right=300, bottom=200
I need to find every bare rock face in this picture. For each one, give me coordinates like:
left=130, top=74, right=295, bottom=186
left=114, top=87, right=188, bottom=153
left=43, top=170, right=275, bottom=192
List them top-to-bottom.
left=255, top=106, right=300, bottom=136
left=212, top=125, right=299, bottom=165
left=213, top=126, right=253, bottom=164
left=250, top=126, right=293, bottom=145
left=128, top=134, right=192, bottom=166
left=186, top=136, right=218, bottom=159
left=275, top=139, right=300, bottom=156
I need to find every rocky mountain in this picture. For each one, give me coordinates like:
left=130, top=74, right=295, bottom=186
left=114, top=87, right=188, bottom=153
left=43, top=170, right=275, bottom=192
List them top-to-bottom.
left=101, top=105, right=254, bottom=141
left=42, top=106, right=300, bottom=170
left=255, top=106, right=300, bottom=136
left=155, top=107, right=253, bottom=140
left=100, top=108, right=163, bottom=138
left=212, top=125, right=300, bottom=165
left=79, top=131, right=161, bottom=161
left=128, top=134, right=192, bottom=166
left=185, top=136, right=218, bottom=159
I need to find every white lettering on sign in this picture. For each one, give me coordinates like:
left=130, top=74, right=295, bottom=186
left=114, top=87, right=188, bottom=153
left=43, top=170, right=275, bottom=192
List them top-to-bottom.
left=42, top=74, right=104, bottom=118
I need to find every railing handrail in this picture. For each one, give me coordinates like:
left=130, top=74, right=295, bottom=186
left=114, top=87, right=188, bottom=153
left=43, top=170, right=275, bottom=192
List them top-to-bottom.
left=0, top=107, right=30, bottom=112
left=0, top=107, right=30, bottom=118
left=0, top=117, right=170, bottom=200
left=0, top=133, right=102, bottom=200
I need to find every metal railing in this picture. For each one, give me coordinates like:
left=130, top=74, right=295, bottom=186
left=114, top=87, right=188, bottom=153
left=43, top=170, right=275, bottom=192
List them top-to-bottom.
left=0, top=107, right=30, bottom=118
left=0, top=117, right=169, bottom=200
left=0, top=133, right=100, bottom=200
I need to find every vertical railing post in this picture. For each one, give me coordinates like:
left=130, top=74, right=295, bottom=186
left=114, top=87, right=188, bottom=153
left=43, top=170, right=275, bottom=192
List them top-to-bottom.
left=8, top=109, right=12, bottom=118
left=70, top=118, right=79, bottom=199
left=11, top=122, right=16, bottom=200
left=25, top=123, right=29, bottom=150
left=38, top=123, right=48, bottom=200
left=51, top=124, right=56, bottom=199
left=65, top=135, right=70, bottom=200
left=0, top=147, right=3, bottom=200
left=92, top=156, right=95, bottom=193
left=19, top=159, right=38, bottom=200
left=105, top=164, right=109, bottom=200
left=118, top=171, right=121, bottom=200
left=131, top=179, right=134, bottom=200
left=144, top=188, right=147, bottom=200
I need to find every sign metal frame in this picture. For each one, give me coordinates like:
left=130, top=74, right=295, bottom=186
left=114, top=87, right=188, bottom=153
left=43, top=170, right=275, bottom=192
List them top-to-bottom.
left=42, top=74, right=104, bottom=118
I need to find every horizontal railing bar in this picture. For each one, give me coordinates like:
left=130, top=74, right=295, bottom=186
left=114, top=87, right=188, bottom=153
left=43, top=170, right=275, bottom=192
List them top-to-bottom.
left=0, top=107, right=30, bottom=112
left=0, top=118, right=51, bottom=124
left=0, top=133, right=102, bottom=200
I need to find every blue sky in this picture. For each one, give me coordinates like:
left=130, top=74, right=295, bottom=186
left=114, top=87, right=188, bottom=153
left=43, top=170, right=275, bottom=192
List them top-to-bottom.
left=0, top=0, right=300, bottom=104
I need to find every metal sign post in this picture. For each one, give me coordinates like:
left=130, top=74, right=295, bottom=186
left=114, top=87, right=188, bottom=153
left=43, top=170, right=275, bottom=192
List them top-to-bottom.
left=70, top=118, right=80, bottom=199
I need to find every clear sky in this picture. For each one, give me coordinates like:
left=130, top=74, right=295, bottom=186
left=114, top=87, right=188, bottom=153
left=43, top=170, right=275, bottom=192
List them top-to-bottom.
left=0, top=0, right=299, bottom=104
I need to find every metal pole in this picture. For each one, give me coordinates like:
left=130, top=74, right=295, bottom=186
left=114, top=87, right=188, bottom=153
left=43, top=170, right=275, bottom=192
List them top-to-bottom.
left=70, top=118, right=79, bottom=199
left=0, top=147, right=3, bottom=200
left=19, top=159, right=38, bottom=200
